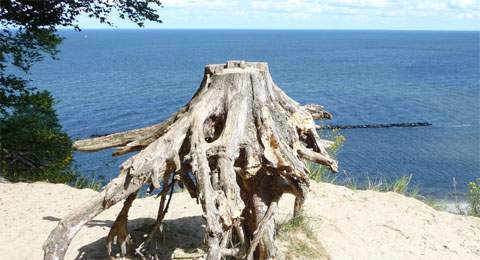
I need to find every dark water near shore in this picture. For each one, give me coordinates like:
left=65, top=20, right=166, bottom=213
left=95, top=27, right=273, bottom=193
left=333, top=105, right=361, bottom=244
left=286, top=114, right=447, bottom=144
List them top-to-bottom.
left=30, top=30, right=479, bottom=198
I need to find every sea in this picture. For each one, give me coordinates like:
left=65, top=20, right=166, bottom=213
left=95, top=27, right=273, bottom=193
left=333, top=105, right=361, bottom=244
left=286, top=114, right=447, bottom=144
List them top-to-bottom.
left=30, top=30, right=479, bottom=199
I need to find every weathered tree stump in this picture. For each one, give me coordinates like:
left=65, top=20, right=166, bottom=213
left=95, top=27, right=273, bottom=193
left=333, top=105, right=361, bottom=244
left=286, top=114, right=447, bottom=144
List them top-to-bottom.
left=43, top=61, right=338, bottom=260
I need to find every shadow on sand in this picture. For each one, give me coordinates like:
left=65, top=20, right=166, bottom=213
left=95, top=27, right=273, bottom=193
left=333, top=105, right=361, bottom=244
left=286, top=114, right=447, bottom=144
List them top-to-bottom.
left=44, top=215, right=205, bottom=259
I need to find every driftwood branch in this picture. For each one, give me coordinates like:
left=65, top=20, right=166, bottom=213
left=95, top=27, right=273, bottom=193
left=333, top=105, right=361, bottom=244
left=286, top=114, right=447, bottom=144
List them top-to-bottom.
left=44, top=61, right=338, bottom=260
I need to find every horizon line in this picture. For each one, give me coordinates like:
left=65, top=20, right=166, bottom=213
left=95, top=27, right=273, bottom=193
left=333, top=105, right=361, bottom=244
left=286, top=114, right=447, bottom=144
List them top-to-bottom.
left=58, top=27, right=480, bottom=32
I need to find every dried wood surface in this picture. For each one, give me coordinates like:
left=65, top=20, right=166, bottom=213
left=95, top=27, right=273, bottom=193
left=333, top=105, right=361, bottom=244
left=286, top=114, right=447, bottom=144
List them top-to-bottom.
left=44, top=61, right=337, bottom=260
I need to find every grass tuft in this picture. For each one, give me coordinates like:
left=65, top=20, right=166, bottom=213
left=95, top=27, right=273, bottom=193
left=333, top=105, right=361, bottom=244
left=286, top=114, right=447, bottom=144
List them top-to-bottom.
left=311, top=128, right=479, bottom=217
left=308, top=129, right=345, bottom=183
left=71, top=175, right=105, bottom=191
left=421, top=196, right=446, bottom=211
left=276, top=212, right=329, bottom=259
left=277, top=213, right=314, bottom=239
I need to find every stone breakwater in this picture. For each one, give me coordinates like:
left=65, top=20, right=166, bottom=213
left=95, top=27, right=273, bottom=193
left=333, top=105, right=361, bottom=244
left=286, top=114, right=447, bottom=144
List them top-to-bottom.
left=317, top=122, right=432, bottom=130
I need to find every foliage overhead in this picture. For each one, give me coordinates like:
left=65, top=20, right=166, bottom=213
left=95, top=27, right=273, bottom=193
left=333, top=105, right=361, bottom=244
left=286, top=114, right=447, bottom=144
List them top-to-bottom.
left=0, top=0, right=163, bottom=181
left=0, top=0, right=163, bottom=115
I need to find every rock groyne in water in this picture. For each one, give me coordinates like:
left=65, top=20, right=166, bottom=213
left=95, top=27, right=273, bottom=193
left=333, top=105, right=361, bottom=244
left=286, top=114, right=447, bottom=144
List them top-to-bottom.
left=317, top=122, right=432, bottom=130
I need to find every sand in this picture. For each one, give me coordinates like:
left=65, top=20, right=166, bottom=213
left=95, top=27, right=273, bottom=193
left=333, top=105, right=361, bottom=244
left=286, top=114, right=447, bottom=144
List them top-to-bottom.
left=0, top=181, right=479, bottom=260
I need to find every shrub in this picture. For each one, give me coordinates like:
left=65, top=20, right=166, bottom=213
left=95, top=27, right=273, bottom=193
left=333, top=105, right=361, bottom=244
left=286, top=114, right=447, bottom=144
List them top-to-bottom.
left=0, top=91, right=75, bottom=183
left=467, top=179, right=480, bottom=217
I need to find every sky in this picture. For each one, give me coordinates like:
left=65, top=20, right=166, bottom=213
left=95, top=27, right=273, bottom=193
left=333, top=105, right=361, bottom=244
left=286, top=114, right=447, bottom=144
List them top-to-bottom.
left=77, top=0, right=480, bottom=30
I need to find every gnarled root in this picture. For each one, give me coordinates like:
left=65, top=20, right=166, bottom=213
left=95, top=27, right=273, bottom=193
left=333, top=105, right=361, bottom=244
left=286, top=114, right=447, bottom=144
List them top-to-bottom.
left=45, top=61, right=338, bottom=260
left=43, top=171, right=146, bottom=260
left=136, top=173, right=176, bottom=259
left=106, top=191, right=137, bottom=258
left=247, top=200, right=278, bottom=260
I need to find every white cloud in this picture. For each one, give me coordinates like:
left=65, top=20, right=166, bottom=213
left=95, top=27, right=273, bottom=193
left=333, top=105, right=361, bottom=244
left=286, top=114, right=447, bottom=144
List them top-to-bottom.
left=162, top=0, right=479, bottom=19
left=163, top=0, right=228, bottom=9
left=249, top=0, right=479, bottom=19
left=251, top=0, right=323, bottom=13
left=251, top=0, right=390, bottom=12
left=334, top=0, right=389, bottom=8
left=449, top=0, right=477, bottom=8
left=414, top=1, right=449, bottom=11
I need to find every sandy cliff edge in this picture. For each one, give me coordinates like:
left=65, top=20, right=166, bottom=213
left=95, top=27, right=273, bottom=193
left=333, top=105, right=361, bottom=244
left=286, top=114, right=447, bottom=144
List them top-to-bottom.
left=0, top=181, right=479, bottom=260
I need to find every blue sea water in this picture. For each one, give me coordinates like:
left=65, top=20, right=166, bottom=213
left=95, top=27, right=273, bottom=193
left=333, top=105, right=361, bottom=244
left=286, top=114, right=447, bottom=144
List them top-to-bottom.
left=30, top=30, right=479, bottom=198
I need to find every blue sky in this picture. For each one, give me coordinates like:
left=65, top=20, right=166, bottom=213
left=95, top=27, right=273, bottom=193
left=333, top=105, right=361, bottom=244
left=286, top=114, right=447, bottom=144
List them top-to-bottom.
left=78, top=0, right=480, bottom=30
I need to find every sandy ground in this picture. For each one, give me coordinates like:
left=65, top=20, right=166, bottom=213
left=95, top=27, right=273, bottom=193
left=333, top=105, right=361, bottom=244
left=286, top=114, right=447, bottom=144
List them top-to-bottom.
left=0, top=181, right=479, bottom=260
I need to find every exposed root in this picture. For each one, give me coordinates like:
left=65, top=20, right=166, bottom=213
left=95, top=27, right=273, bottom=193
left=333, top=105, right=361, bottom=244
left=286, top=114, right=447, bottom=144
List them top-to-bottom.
left=44, top=61, right=338, bottom=260
left=43, top=171, right=145, bottom=260
left=136, top=173, right=176, bottom=259
left=107, top=192, right=137, bottom=258
left=246, top=201, right=278, bottom=259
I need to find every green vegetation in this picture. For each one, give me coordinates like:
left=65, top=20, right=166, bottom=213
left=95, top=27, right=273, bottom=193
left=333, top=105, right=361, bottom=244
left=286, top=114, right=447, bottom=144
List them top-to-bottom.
left=0, top=1, right=162, bottom=183
left=0, top=91, right=75, bottom=182
left=308, top=129, right=345, bottom=182
left=308, top=129, right=449, bottom=211
left=309, top=129, right=480, bottom=217
left=309, top=130, right=417, bottom=195
left=364, top=174, right=419, bottom=197
left=72, top=175, right=106, bottom=191
left=383, top=175, right=414, bottom=194
left=467, top=179, right=480, bottom=217
left=422, top=196, right=446, bottom=211
left=276, top=212, right=328, bottom=259
left=277, top=213, right=313, bottom=238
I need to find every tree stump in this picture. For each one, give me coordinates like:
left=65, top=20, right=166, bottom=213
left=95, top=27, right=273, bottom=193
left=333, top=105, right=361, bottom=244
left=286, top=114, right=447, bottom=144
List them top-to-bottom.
left=43, top=61, right=338, bottom=260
